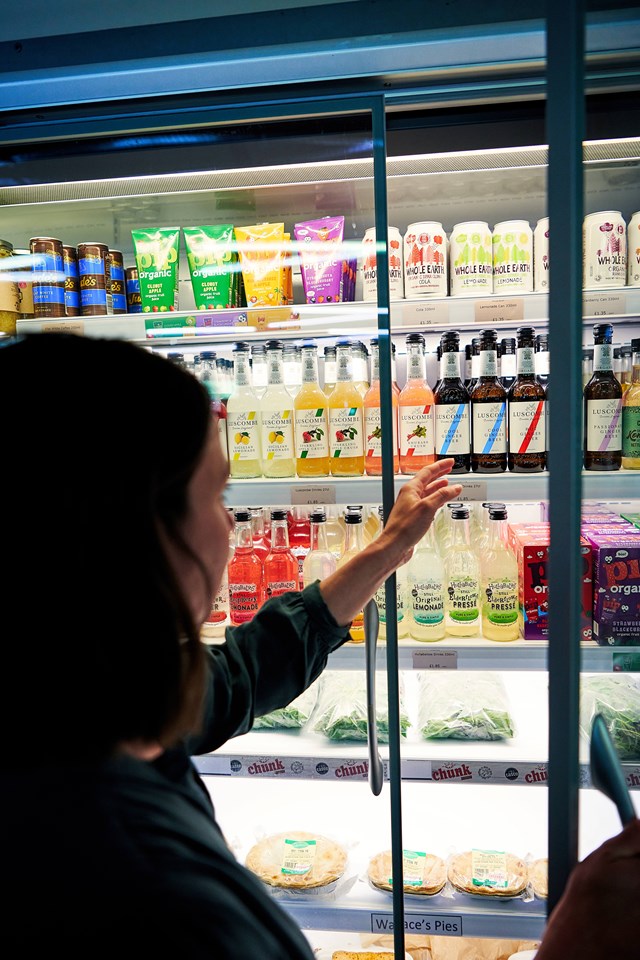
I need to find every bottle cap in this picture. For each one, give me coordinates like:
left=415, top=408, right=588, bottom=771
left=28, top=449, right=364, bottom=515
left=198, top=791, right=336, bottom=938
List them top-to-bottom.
left=516, top=326, right=536, bottom=341
left=406, top=332, right=425, bottom=346
left=631, top=338, right=640, bottom=352
left=265, top=339, right=284, bottom=351
left=233, top=341, right=251, bottom=352
left=200, top=350, right=216, bottom=360
left=447, top=501, right=464, bottom=510
left=270, top=508, right=288, bottom=521
left=344, top=508, right=363, bottom=522
left=450, top=508, right=470, bottom=520
left=489, top=508, right=508, bottom=520
left=309, top=509, right=327, bottom=522
left=233, top=510, right=251, bottom=522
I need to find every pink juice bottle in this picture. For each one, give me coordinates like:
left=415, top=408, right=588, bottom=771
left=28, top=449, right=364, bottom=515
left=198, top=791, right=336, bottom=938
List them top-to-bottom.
left=288, top=506, right=311, bottom=590
left=264, top=509, right=300, bottom=601
left=228, top=510, right=263, bottom=626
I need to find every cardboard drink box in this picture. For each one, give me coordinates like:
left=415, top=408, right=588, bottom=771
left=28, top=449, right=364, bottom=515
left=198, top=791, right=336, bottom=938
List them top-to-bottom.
left=585, top=533, right=640, bottom=645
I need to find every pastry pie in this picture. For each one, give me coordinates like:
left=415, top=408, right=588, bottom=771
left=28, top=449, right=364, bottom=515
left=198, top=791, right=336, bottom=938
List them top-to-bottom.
left=245, top=830, right=347, bottom=889
left=367, top=849, right=447, bottom=895
left=448, top=850, right=528, bottom=897
left=530, top=857, right=548, bottom=899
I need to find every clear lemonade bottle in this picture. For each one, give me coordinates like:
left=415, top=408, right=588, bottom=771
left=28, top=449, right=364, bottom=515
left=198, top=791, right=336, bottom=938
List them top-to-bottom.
left=294, top=339, right=330, bottom=477
left=329, top=339, right=365, bottom=476
left=259, top=340, right=296, bottom=478
left=226, top=342, right=262, bottom=478
left=373, top=505, right=408, bottom=640
left=480, top=505, right=519, bottom=641
left=337, top=506, right=366, bottom=641
left=444, top=506, right=481, bottom=637
left=263, top=508, right=299, bottom=601
left=302, top=508, right=337, bottom=586
left=408, top=523, right=446, bottom=641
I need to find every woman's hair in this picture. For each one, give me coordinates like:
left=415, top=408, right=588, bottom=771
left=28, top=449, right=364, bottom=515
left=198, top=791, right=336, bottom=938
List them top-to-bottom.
left=0, top=334, right=211, bottom=763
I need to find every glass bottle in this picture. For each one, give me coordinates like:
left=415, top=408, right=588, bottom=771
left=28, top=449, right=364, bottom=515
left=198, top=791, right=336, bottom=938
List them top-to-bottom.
left=584, top=322, right=622, bottom=471
left=508, top=326, right=546, bottom=472
left=470, top=328, right=507, bottom=473
left=434, top=330, right=471, bottom=473
left=399, top=332, right=436, bottom=474
left=468, top=336, right=481, bottom=393
left=500, top=337, right=517, bottom=391
left=622, top=337, right=640, bottom=469
left=364, top=338, right=399, bottom=475
left=259, top=339, right=296, bottom=478
left=328, top=339, right=365, bottom=476
left=294, top=340, right=330, bottom=478
left=350, top=340, right=370, bottom=397
left=283, top=341, right=299, bottom=397
left=391, top=341, right=400, bottom=397
left=226, top=342, right=262, bottom=478
left=464, top=342, right=473, bottom=389
left=251, top=343, right=268, bottom=399
left=433, top=343, right=443, bottom=394
left=620, top=343, right=633, bottom=393
left=323, top=344, right=337, bottom=394
left=613, top=345, right=623, bottom=385
left=582, top=348, right=593, bottom=390
left=199, top=349, right=228, bottom=462
left=167, top=351, right=187, bottom=370
left=216, top=357, right=230, bottom=403
left=435, top=500, right=464, bottom=555
left=249, top=506, right=270, bottom=564
left=288, top=506, right=311, bottom=590
left=325, top=506, right=346, bottom=562
left=373, top=506, right=409, bottom=640
left=480, top=506, right=519, bottom=642
left=337, top=507, right=366, bottom=641
left=444, top=507, right=481, bottom=637
left=302, top=508, right=337, bottom=586
left=263, top=509, right=299, bottom=601
left=228, top=510, right=263, bottom=625
left=408, top=523, right=446, bottom=641
left=201, top=525, right=233, bottom=642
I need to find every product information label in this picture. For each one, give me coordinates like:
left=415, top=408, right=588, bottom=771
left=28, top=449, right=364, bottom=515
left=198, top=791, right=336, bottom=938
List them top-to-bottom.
left=474, top=298, right=524, bottom=326
left=593, top=343, right=613, bottom=372
left=516, top=346, right=536, bottom=374
left=478, top=350, right=498, bottom=378
left=586, top=398, right=622, bottom=452
left=509, top=400, right=546, bottom=453
left=472, top=402, right=507, bottom=454
left=435, top=404, right=470, bottom=456
left=400, top=405, right=435, bottom=457
left=365, top=406, right=397, bottom=458
left=622, top=406, right=640, bottom=458
left=329, top=407, right=364, bottom=458
left=295, top=408, right=329, bottom=459
left=260, top=409, right=294, bottom=460
left=227, top=411, right=260, bottom=461
left=290, top=484, right=337, bottom=505
left=447, top=577, right=480, bottom=623
left=483, top=577, right=519, bottom=625
left=265, top=579, right=298, bottom=599
left=410, top=579, right=445, bottom=625
left=375, top=581, right=406, bottom=625
left=228, top=583, right=260, bottom=623
left=412, top=649, right=458, bottom=669
left=281, top=839, right=316, bottom=875
left=472, top=849, right=508, bottom=889
left=400, top=850, right=427, bottom=887
left=371, top=913, right=463, bottom=937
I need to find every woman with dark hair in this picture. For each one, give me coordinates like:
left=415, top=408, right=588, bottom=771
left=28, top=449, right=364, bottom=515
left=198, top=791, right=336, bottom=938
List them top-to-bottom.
left=1, top=333, right=463, bottom=957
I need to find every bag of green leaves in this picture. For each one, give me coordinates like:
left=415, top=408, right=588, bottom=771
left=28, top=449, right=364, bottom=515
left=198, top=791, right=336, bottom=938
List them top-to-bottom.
left=313, top=670, right=410, bottom=742
left=417, top=672, right=515, bottom=741
left=580, top=674, right=640, bottom=760
left=252, top=677, right=321, bottom=730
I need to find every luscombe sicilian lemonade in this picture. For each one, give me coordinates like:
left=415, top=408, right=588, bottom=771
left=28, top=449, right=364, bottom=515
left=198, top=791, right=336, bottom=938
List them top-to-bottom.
left=364, top=338, right=399, bottom=476
left=259, top=340, right=296, bottom=478
left=294, top=340, right=330, bottom=477
left=329, top=340, right=365, bottom=476
left=226, top=342, right=261, bottom=478
left=373, top=506, right=408, bottom=640
left=480, top=506, right=519, bottom=642
left=444, top=507, right=481, bottom=637
left=337, top=508, right=366, bottom=641
left=408, top=523, right=446, bottom=641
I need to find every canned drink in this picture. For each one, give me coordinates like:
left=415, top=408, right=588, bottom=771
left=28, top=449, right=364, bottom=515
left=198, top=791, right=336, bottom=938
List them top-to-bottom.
left=583, top=211, right=627, bottom=289
left=627, top=211, right=640, bottom=286
left=533, top=217, right=550, bottom=292
left=492, top=220, right=533, bottom=293
left=403, top=221, right=447, bottom=297
left=449, top=221, right=493, bottom=296
left=361, top=226, right=404, bottom=301
left=29, top=237, right=65, bottom=318
left=78, top=241, right=112, bottom=316
left=62, top=245, right=80, bottom=317
left=12, top=248, right=34, bottom=319
left=108, top=249, right=127, bottom=314
left=125, top=266, right=142, bottom=313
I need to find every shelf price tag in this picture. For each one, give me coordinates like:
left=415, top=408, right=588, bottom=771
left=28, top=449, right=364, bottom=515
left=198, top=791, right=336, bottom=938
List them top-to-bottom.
left=583, top=293, right=626, bottom=317
left=474, top=298, right=524, bottom=326
left=396, top=300, right=449, bottom=327
left=42, top=319, right=85, bottom=336
left=455, top=480, right=488, bottom=502
left=290, top=484, right=336, bottom=505
left=412, top=649, right=458, bottom=670
left=613, top=652, right=640, bottom=672
left=371, top=913, right=463, bottom=936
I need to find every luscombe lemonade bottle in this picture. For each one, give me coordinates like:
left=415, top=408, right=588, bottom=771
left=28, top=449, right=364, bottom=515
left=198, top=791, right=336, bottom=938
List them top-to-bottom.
left=329, top=339, right=365, bottom=476
left=259, top=340, right=295, bottom=478
left=294, top=340, right=330, bottom=477
left=226, top=342, right=261, bottom=478
left=480, top=505, right=519, bottom=641
left=337, top=507, right=366, bottom=641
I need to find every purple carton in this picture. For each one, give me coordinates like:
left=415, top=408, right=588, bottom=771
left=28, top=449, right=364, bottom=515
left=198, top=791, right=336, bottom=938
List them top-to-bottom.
left=294, top=216, right=345, bottom=304
left=586, top=532, right=640, bottom=645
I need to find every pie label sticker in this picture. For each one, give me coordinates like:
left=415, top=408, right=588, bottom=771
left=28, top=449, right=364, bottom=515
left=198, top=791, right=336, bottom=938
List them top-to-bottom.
left=281, top=838, right=317, bottom=874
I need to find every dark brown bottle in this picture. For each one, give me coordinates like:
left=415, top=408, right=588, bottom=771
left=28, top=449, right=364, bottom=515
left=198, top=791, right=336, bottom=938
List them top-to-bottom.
left=584, top=323, right=622, bottom=471
left=508, top=326, right=547, bottom=472
left=471, top=328, right=507, bottom=473
left=434, top=330, right=470, bottom=473
left=467, top=336, right=481, bottom=394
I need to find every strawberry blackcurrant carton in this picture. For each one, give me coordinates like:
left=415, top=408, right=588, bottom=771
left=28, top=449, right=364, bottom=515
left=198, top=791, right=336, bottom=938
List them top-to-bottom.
left=585, top=533, right=640, bottom=645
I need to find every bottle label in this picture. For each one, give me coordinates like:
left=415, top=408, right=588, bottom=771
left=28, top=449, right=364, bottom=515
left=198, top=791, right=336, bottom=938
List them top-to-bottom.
left=593, top=343, right=613, bottom=373
left=516, top=346, right=536, bottom=375
left=479, top=349, right=498, bottom=378
left=336, top=351, right=353, bottom=382
left=440, top=352, right=460, bottom=380
left=301, top=353, right=317, bottom=383
left=407, top=353, right=425, bottom=380
left=267, top=356, right=284, bottom=384
left=234, top=360, right=250, bottom=386
left=586, top=398, right=622, bottom=451
left=508, top=399, right=546, bottom=454
left=472, top=402, right=507, bottom=454
left=435, top=403, right=470, bottom=456
left=399, top=404, right=435, bottom=457
left=622, top=405, right=640, bottom=458
left=365, top=406, right=398, bottom=458
left=329, top=407, right=364, bottom=458
left=295, top=408, right=329, bottom=458
left=261, top=409, right=294, bottom=460
left=227, top=411, right=260, bottom=461
left=217, top=416, right=229, bottom=461
left=447, top=576, right=480, bottom=624
left=483, top=577, right=518, bottom=625
left=410, top=578, right=445, bottom=625
left=265, top=579, right=298, bottom=599
left=375, top=581, right=405, bottom=624
left=228, top=582, right=260, bottom=623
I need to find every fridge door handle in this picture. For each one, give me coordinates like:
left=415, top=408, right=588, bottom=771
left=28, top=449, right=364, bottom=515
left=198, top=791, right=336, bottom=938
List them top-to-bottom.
left=365, top=598, right=384, bottom=796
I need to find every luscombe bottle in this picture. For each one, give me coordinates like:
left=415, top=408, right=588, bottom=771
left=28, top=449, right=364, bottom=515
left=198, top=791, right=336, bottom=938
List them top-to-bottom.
left=584, top=323, right=622, bottom=471
left=508, top=326, right=546, bottom=472
left=470, top=328, right=507, bottom=473
left=434, top=330, right=470, bottom=473
left=622, top=337, right=640, bottom=469
left=364, top=338, right=399, bottom=475
left=329, top=339, right=365, bottom=476
left=259, top=340, right=296, bottom=478
left=294, top=340, right=330, bottom=477
left=226, top=342, right=261, bottom=478
left=480, top=506, right=519, bottom=642
left=337, top=507, right=366, bottom=641
left=444, top=507, right=480, bottom=637
left=408, top=523, right=446, bottom=641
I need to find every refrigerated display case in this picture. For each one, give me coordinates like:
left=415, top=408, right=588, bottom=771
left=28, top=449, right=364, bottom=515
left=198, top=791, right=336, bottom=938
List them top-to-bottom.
left=1, top=4, right=639, bottom=958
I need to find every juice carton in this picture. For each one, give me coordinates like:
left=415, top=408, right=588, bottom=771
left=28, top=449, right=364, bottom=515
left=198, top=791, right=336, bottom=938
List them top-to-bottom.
left=621, top=513, right=640, bottom=529
left=585, top=533, right=640, bottom=645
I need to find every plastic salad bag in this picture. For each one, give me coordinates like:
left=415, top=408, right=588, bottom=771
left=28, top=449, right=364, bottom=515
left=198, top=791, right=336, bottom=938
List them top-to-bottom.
left=313, top=670, right=410, bottom=742
left=417, top=672, right=515, bottom=741
left=580, top=674, right=640, bottom=759
left=252, top=677, right=322, bottom=730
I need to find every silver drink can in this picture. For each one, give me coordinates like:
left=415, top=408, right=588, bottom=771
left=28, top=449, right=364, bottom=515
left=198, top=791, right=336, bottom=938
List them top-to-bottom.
left=583, top=210, right=627, bottom=289
left=627, top=211, right=640, bottom=286
left=534, top=217, right=550, bottom=292
left=492, top=219, right=533, bottom=293
left=449, top=221, right=493, bottom=296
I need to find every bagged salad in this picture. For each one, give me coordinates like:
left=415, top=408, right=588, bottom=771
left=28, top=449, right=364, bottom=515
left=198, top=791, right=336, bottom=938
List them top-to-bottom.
left=313, top=670, right=410, bottom=742
left=417, top=672, right=515, bottom=741
left=580, top=674, right=640, bottom=760
left=253, top=677, right=321, bottom=730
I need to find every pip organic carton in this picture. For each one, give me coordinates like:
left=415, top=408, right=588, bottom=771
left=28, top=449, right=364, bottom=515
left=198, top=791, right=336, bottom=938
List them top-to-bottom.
left=585, top=532, right=640, bottom=645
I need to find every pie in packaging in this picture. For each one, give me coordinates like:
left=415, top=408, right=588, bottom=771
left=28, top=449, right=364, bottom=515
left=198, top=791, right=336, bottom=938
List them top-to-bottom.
left=245, top=830, right=347, bottom=891
left=367, top=849, right=447, bottom=896
left=447, top=849, right=528, bottom=898
left=529, top=857, right=548, bottom=899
